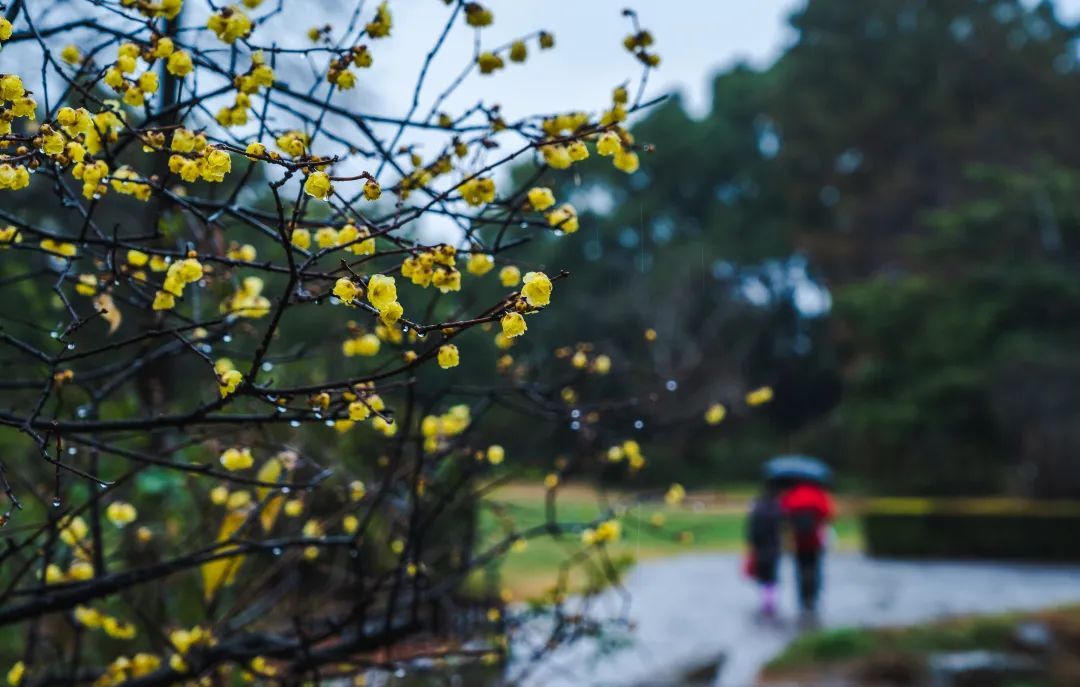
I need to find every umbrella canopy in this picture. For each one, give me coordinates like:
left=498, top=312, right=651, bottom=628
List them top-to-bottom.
left=763, top=454, right=832, bottom=485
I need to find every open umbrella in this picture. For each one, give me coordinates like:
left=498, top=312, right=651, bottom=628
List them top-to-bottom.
left=763, top=454, right=832, bottom=484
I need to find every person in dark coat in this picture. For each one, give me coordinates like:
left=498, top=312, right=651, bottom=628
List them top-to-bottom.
left=780, top=481, right=835, bottom=614
left=745, top=485, right=783, bottom=616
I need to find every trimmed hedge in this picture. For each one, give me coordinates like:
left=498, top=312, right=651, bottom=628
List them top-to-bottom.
left=861, top=498, right=1080, bottom=560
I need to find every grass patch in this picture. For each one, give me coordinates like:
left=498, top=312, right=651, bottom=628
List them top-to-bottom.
left=474, top=483, right=861, bottom=599
left=765, top=605, right=1080, bottom=676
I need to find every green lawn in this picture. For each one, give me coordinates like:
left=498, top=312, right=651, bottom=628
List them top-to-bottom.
left=475, top=484, right=861, bottom=599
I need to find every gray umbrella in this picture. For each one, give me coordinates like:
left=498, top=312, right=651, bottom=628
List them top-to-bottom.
left=763, top=454, right=832, bottom=484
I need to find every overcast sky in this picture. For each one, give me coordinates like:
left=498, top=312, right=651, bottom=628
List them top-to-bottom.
left=348, top=0, right=1080, bottom=123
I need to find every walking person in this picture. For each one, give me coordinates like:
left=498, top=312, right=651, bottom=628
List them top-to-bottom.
left=780, top=479, right=835, bottom=616
left=744, top=484, right=783, bottom=616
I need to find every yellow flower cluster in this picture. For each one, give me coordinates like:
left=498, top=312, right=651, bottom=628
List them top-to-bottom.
left=119, top=0, right=183, bottom=21
left=366, top=2, right=392, bottom=38
left=208, top=7, right=253, bottom=44
left=624, top=29, right=661, bottom=67
left=476, top=31, right=553, bottom=74
left=103, top=42, right=163, bottom=108
left=328, top=45, right=374, bottom=90
left=218, top=51, right=274, bottom=126
left=168, top=129, right=233, bottom=183
left=596, top=129, right=640, bottom=174
left=457, top=176, right=496, bottom=206
left=314, top=223, right=376, bottom=255
left=402, top=244, right=461, bottom=294
left=152, top=254, right=203, bottom=310
left=367, top=274, right=403, bottom=324
left=221, top=276, right=271, bottom=318
left=215, top=358, right=244, bottom=397
left=420, top=404, right=470, bottom=452
left=606, top=439, right=646, bottom=470
left=664, top=483, right=686, bottom=506
left=581, top=519, right=621, bottom=545
left=73, top=606, right=138, bottom=640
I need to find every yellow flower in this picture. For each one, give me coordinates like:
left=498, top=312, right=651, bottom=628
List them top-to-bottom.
left=366, top=1, right=392, bottom=37
left=464, top=3, right=493, bottom=27
left=0, top=17, right=12, bottom=42
left=539, top=31, right=555, bottom=49
left=152, top=37, right=175, bottom=58
left=509, top=40, right=527, bottom=63
left=60, top=44, right=82, bottom=64
left=166, top=50, right=193, bottom=77
left=476, top=51, right=504, bottom=74
left=138, top=71, right=159, bottom=94
left=1, top=74, right=25, bottom=100
left=597, top=131, right=622, bottom=156
left=567, top=141, right=589, bottom=161
left=541, top=144, right=572, bottom=169
left=201, top=149, right=232, bottom=182
left=613, top=149, right=640, bottom=173
left=304, top=171, right=333, bottom=200
left=458, top=177, right=496, bottom=206
left=363, top=178, right=381, bottom=200
left=527, top=186, right=555, bottom=211
left=546, top=204, right=579, bottom=233
left=0, top=225, right=21, bottom=246
left=315, top=226, right=338, bottom=248
left=290, top=228, right=311, bottom=250
left=466, top=253, right=494, bottom=276
left=499, top=265, right=521, bottom=287
left=521, top=271, right=552, bottom=307
left=366, top=274, right=397, bottom=311
left=333, top=277, right=360, bottom=304
left=153, top=289, right=176, bottom=311
left=379, top=300, right=403, bottom=326
left=500, top=312, right=526, bottom=338
left=437, top=344, right=459, bottom=369
left=592, top=354, right=611, bottom=374
left=218, top=368, right=243, bottom=397
left=745, top=386, right=774, bottom=406
left=348, top=400, right=371, bottom=421
left=705, top=403, right=726, bottom=425
left=486, top=445, right=505, bottom=465
left=220, top=447, right=255, bottom=471
left=349, top=480, right=366, bottom=501
left=665, top=483, right=686, bottom=506
left=210, top=486, right=229, bottom=505
left=284, top=499, right=303, bottom=517
left=106, top=501, right=138, bottom=527
left=343, top=514, right=359, bottom=534
left=74, top=605, right=103, bottom=628
left=102, top=615, right=137, bottom=639
left=7, top=661, right=24, bottom=686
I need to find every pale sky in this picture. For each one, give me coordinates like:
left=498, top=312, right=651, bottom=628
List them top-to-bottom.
left=337, top=0, right=1080, bottom=123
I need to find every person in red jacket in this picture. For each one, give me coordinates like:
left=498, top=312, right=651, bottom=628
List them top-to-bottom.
left=779, top=481, right=835, bottom=613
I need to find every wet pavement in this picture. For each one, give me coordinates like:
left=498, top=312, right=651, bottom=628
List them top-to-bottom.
left=511, top=553, right=1080, bottom=687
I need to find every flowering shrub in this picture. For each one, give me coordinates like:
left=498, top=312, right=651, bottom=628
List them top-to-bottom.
left=0, top=2, right=742, bottom=684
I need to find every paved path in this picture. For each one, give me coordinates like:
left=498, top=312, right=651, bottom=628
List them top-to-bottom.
left=511, top=553, right=1080, bottom=687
